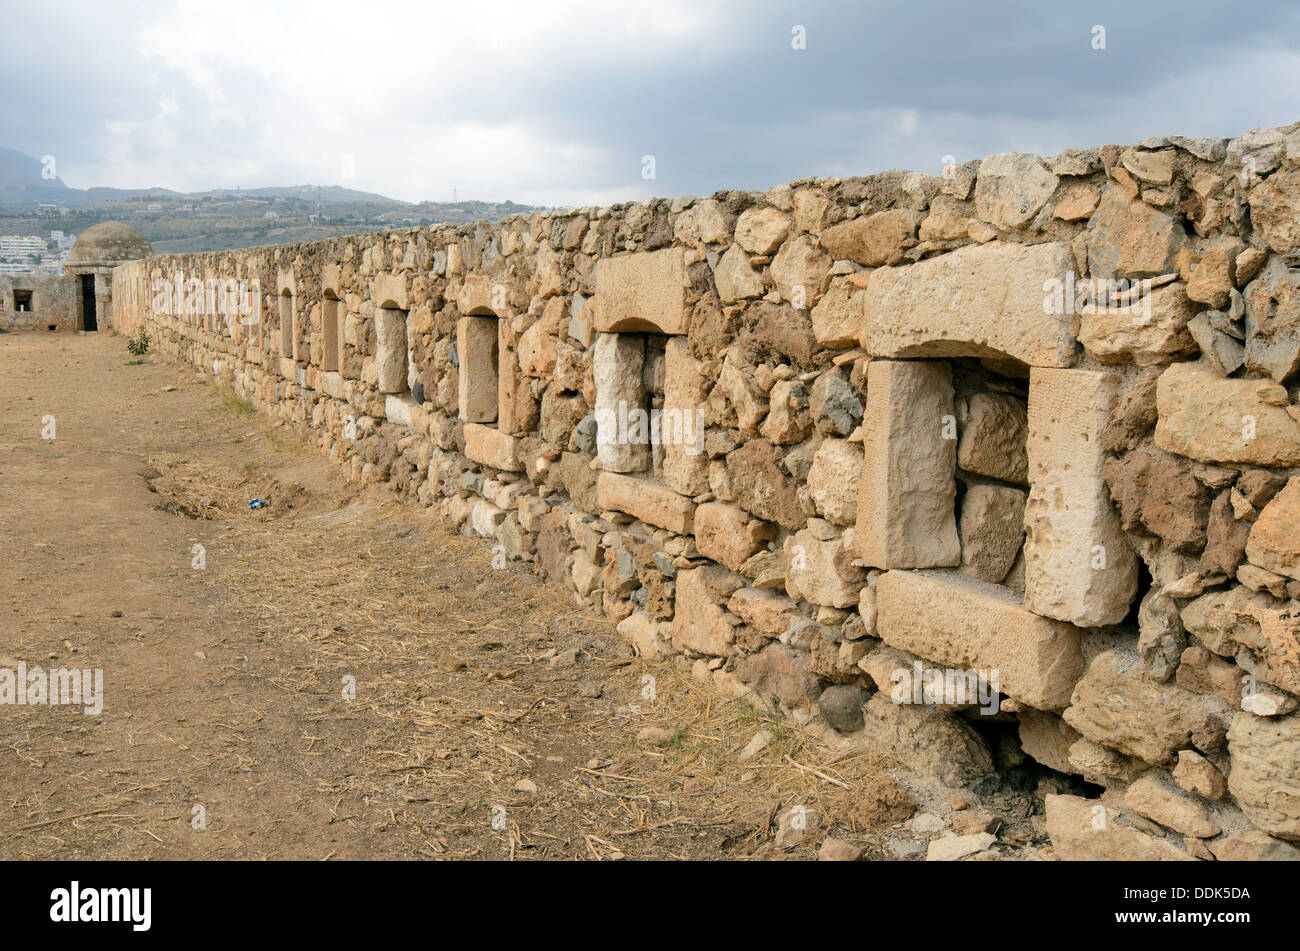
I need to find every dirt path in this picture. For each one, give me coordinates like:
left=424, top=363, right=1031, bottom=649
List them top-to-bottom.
left=0, top=330, right=939, bottom=861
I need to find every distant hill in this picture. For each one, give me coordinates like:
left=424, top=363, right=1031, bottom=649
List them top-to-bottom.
left=0, top=146, right=69, bottom=201
left=0, top=147, right=555, bottom=253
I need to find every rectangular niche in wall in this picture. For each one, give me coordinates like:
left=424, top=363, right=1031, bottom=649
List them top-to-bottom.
left=13, top=289, right=32, bottom=312
left=279, top=290, right=295, bottom=359
left=322, top=293, right=341, bottom=373
left=375, top=306, right=410, bottom=395
left=457, top=314, right=499, bottom=422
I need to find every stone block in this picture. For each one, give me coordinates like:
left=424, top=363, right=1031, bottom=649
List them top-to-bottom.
left=860, top=242, right=1076, bottom=368
left=594, top=249, right=690, bottom=334
left=457, top=315, right=498, bottom=422
left=593, top=332, right=649, bottom=473
left=855, top=360, right=959, bottom=569
left=1154, top=361, right=1300, bottom=467
left=1024, top=367, right=1138, bottom=627
left=463, top=422, right=522, bottom=472
left=596, top=472, right=695, bottom=535
left=877, top=569, right=1084, bottom=710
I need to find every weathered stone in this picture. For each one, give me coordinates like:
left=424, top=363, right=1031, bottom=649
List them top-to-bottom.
left=1120, top=148, right=1174, bottom=185
left=973, top=152, right=1059, bottom=231
left=1249, top=165, right=1300, bottom=255
left=1085, top=184, right=1187, bottom=279
left=673, top=199, right=730, bottom=247
left=734, top=206, right=790, bottom=255
left=818, top=209, right=920, bottom=266
left=770, top=233, right=831, bottom=307
left=862, top=242, right=1075, bottom=367
left=714, top=244, right=765, bottom=303
left=594, top=249, right=689, bottom=334
left=1243, top=256, right=1300, bottom=383
left=809, top=280, right=862, bottom=349
left=1077, top=282, right=1198, bottom=367
left=375, top=307, right=410, bottom=394
left=1187, top=312, right=1246, bottom=377
left=457, top=315, right=498, bottom=421
left=593, top=332, right=649, bottom=473
left=662, top=337, right=709, bottom=496
left=712, top=351, right=768, bottom=436
left=855, top=360, right=960, bottom=570
left=1155, top=362, right=1300, bottom=467
left=809, top=367, right=861, bottom=437
left=1025, top=368, right=1138, bottom=627
left=760, top=379, right=812, bottom=445
left=957, top=392, right=1028, bottom=483
left=463, top=422, right=522, bottom=472
left=807, top=438, right=861, bottom=526
left=727, top=439, right=805, bottom=530
left=1103, top=448, right=1211, bottom=555
left=596, top=472, right=694, bottom=535
left=1246, top=477, right=1300, bottom=582
left=958, top=484, right=1026, bottom=584
left=1200, top=489, right=1252, bottom=575
left=694, top=502, right=772, bottom=572
left=785, top=525, right=864, bottom=608
left=671, top=565, right=745, bottom=656
left=877, top=569, right=1084, bottom=711
left=1181, top=584, right=1300, bottom=696
left=728, top=587, right=799, bottom=637
left=1137, top=588, right=1187, bottom=682
left=734, top=641, right=819, bottom=704
left=1063, top=649, right=1231, bottom=765
left=818, top=685, right=867, bottom=732
left=860, top=693, right=994, bottom=787
left=1017, top=709, right=1080, bottom=773
left=1227, top=711, right=1300, bottom=840
left=1172, top=749, right=1227, bottom=800
left=1124, top=772, right=1221, bottom=838
left=1045, top=795, right=1194, bottom=861
left=1210, top=830, right=1300, bottom=861
left=926, top=832, right=997, bottom=862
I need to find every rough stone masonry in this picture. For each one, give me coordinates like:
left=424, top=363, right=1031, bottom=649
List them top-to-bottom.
left=111, top=121, right=1300, bottom=861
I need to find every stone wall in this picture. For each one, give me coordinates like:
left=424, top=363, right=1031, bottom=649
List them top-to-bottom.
left=112, top=121, right=1300, bottom=860
left=0, top=274, right=77, bottom=331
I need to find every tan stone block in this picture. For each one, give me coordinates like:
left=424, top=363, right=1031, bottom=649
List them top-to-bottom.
left=859, top=241, right=1076, bottom=368
left=594, top=249, right=689, bottom=334
left=809, top=280, right=862, bottom=349
left=1077, top=282, right=1198, bottom=367
left=374, top=307, right=409, bottom=394
left=457, top=315, right=498, bottom=422
left=593, top=332, right=649, bottom=473
left=662, top=337, right=708, bottom=496
left=854, top=360, right=959, bottom=569
left=1155, top=361, right=1300, bottom=467
left=1024, top=367, right=1138, bottom=627
left=957, top=392, right=1028, bottom=483
left=463, top=422, right=522, bottom=472
left=807, top=438, right=862, bottom=526
left=596, top=471, right=695, bottom=535
left=1245, top=477, right=1300, bottom=581
left=694, top=502, right=772, bottom=572
left=785, top=526, right=865, bottom=609
left=671, top=565, right=744, bottom=656
left=876, top=569, right=1084, bottom=710
left=727, top=587, right=799, bottom=637
left=1227, top=711, right=1300, bottom=841
left=1124, top=772, right=1221, bottom=838
left=1045, top=795, right=1195, bottom=861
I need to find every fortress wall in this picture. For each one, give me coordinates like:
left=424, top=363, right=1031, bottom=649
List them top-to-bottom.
left=113, top=121, right=1300, bottom=859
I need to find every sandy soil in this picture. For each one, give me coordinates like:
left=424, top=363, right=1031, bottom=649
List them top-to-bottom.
left=0, top=330, right=966, bottom=861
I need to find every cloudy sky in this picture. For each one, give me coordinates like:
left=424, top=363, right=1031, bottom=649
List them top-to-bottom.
left=5, top=0, right=1299, bottom=206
